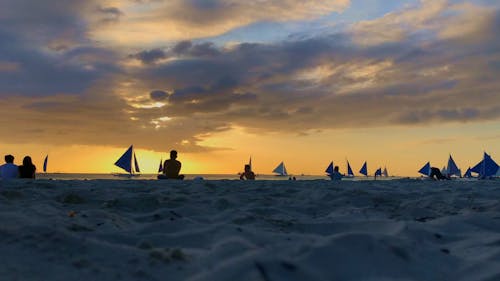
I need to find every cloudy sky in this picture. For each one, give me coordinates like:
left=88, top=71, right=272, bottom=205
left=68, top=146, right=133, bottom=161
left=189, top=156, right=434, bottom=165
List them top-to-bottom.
left=1, top=0, right=499, bottom=175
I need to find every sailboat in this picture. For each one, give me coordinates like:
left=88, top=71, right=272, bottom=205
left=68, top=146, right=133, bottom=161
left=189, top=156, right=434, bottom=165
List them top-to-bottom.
left=114, top=145, right=141, bottom=177
left=470, top=152, right=499, bottom=179
left=43, top=155, right=48, bottom=173
left=445, top=155, right=461, bottom=177
left=158, top=158, right=163, bottom=173
left=346, top=160, right=354, bottom=178
left=272, top=161, right=288, bottom=176
left=325, top=161, right=334, bottom=176
left=359, top=161, right=368, bottom=176
left=418, top=162, right=431, bottom=176
left=382, top=167, right=388, bottom=177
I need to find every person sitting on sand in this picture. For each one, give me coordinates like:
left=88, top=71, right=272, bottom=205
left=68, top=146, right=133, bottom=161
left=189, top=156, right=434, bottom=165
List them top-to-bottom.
left=158, top=150, right=184, bottom=180
left=0, top=154, right=19, bottom=179
left=18, top=156, right=36, bottom=179
left=240, top=164, right=255, bottom=180
left=329, top=166, right=343, bottom=181
left=429, top=167, right=449, bottom=181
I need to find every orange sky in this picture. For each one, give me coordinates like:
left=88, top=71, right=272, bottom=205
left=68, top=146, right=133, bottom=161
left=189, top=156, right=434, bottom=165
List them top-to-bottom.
left=1, top=121, right=498, bottom=176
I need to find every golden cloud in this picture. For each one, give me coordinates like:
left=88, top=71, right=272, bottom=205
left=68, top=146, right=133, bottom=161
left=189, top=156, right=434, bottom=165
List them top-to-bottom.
left=89, top=0, right=350, bottom=46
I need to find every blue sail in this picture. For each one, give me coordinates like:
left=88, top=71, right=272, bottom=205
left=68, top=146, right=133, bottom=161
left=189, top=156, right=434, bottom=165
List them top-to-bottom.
left=114, top=145, right=133, bottom=173
left=471, top=153, right=499, bottom=178
left=483, top=153, right=499, bottom=178
left=43, top=155, right=48, bottom=173
left=447, top=155, right=460, bottom=177
left=158, top=159, right=163, bottom=173
left=470, top=159, right=482, bottom=174
left=325, top=161, right=334, bottom=175
left=347, top=161, right=354, bottom=176
left=359, top=162, right=368, bottom=176
left=418, top=162, right=431, bottom=176
left=374, top=167, right=382, bottom=176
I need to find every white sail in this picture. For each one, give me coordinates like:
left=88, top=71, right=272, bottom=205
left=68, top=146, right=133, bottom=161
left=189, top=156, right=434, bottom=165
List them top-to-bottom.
left=272, top=161, right=288, bottom=176
left=382, top=167, right=388, bottom=177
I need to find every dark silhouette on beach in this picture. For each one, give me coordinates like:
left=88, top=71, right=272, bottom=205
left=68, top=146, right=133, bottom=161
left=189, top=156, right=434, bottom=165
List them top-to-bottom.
left=158, top=150, right=184, bottom=180
left=0, top=154, right=19, bottom=179
left=19, top=156, right=36, bottom=179
left=240, top=164, right=255, bottom=180
left=329, top=166, right=343, bottom=180
left=429, top=167, right=449, bottom=180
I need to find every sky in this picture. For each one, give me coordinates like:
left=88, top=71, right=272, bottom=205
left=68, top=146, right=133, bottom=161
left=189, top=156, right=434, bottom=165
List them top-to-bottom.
left=0, top=0, right=499, bottom=176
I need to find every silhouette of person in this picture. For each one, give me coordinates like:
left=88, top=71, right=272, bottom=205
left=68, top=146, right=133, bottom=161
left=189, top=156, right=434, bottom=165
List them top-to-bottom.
left=158, top=150, right=184, bottom=180
left=0, top=154, right=19, bottom=179
left=18, top=156, right=36, bottom=179
left=240, top=164, right=255, bottom=180
left=329, top=166, right=343, bottom=181
left=429, top=167, right=449, bottom=180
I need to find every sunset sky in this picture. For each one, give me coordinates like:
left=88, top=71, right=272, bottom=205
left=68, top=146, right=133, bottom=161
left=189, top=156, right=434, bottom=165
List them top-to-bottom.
left=1, top=0, right=499, bottom=176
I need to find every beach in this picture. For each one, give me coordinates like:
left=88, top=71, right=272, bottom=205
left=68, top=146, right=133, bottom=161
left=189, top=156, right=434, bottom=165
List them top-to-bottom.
left=1, top=179, right=500, bottom=281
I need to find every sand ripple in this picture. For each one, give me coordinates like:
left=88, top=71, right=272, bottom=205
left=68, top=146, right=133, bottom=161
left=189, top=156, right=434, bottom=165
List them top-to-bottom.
left=1, top=179, right=499, bottom=281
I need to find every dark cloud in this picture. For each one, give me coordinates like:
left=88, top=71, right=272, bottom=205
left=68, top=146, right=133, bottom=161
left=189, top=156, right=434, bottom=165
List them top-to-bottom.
left=0, top=0, right=120, bottom=97
left=0, top=0, right=94, bottom=46
left=0, top=33, right=120, bottom=96
left=130, top=41, right=220, bottom=65
left=172, top=41, right=193, bottom=54
left=189, top=42, right=220, bottom=57
left=130, top=49, right=167, bottom=64
left=167, top=76, right=256, bottom=113
left=150, top=90, right=169, bottom=101
left=396, top=108, right=481, bottom=124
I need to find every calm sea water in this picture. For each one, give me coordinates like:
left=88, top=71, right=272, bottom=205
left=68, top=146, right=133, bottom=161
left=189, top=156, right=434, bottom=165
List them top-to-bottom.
left=36, top=173, right=399, bottom=181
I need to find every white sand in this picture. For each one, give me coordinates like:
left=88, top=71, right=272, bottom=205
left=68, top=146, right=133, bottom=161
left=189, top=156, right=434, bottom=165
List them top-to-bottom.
left=1, top=179, right=500, bottom=281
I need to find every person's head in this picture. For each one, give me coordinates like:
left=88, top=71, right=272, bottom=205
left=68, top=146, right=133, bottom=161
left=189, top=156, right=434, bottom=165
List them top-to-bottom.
left=170, top=150, right=178, bottom=159
left=4, top=154, right=14, bottom=163
left=23, top=156, right=33, bottom=166
left=244, top=164, right=251, bottom=172
left=334, top=166, right=339, bottom=172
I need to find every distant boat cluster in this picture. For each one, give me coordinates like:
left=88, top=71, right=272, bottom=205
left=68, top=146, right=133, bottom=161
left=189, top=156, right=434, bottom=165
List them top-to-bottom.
left=418, top=153, right=499, bottom=179
left=266, top=158, right=388, bottom=178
